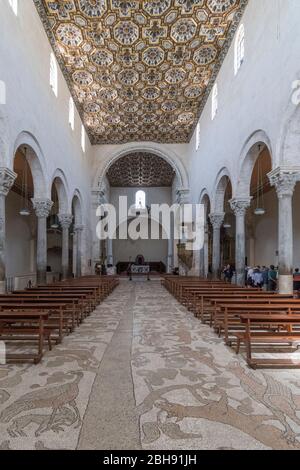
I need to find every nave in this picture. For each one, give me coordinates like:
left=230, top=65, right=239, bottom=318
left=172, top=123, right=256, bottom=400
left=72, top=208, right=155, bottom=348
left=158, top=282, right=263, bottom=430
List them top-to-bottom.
left=1, top=280, right=300, bottom=451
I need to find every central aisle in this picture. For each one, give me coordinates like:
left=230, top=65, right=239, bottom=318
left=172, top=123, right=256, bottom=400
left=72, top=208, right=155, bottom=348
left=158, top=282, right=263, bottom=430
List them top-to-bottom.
left=1, top=281, right=300, bottom=450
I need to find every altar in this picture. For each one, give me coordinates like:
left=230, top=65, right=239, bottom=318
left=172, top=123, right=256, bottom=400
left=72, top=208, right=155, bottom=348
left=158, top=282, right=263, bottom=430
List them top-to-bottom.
left=129, top=255, right=150, bottom=280
left=130, top=265, right=150, bottom=274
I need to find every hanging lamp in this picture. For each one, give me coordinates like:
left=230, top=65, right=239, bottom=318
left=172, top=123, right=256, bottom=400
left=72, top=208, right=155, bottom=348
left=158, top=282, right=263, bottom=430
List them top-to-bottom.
left=254, top=145, right=266, bottom=216
left=19, top=147, right=30, bottom=216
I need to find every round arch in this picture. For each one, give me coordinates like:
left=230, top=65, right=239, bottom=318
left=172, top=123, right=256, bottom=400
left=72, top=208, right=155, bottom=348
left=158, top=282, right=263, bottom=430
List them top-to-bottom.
left=277, top=97, right=300, bottom=166
left=0, top=109, right=9, bottom=166
left=236, top=130, right=273, bottom=198
left=12, top=131, right=48, bottom=199
left=94, top=143, right=189, bottom=191
left=212, top=168, right=233, bottom=213
left=51, top=169, right=70, bottom=214
left=198, top=188, right=211, bottom=219
left=71, top=189, right=83, bottom=225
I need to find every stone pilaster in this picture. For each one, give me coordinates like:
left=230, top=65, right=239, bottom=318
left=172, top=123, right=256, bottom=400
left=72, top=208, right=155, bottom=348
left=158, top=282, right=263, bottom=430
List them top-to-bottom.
left=268, top=167, right=300, bottom=294
left=0, top=168, right=17, bottom=293
left=230, top=197, right=252, bottom=285
left=32, top=198, right=53, bottom=285
left=209, top=212, right=224, bottom=278
left=58, top=213, right=73, bottom=280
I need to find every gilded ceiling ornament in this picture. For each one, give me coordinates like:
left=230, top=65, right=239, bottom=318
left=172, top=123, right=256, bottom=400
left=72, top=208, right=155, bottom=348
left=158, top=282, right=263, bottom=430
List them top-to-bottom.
left=46, top=0, right=75, bottom=19
left=78, top=0, right=107, bottom=17
left=176, top=0, right=203, bottom=13
left=207, top=0, right=237, bottom=14
left=112, top=1, right=138, bottom=16
left=143, top=1, right=172, bottom=16
left=171, top=18, right=197, bottom=43
left=114, top=20, right=139, bottom=45
left=144, top=20, right=167, bottom=44
left=56, top=23, right=83, bottom=47
left=193, top=45, right=217, bottom=65
left=142, top=47, right=165, bottom=67
left=91, top=49, right=114, bottom=67
left=165, top=68, right=186, bottom=84
left=118, top=69, right=139, bottom=85
left=72, top=70, right=93, bottom=86
left=95, top=70, right=115, bottom=85
left=184, top=85, right=203, bottom=98
left=99, top=87, right=118, bottom=100
left=142, top=87, right=160, bottom=100
left=162, top=100, right=178, bottom=112
left=123, top=101, right=139, bottom=113
left=84, top=102, right=101, bottom=113
left=178, top=112, right=194, bottom=123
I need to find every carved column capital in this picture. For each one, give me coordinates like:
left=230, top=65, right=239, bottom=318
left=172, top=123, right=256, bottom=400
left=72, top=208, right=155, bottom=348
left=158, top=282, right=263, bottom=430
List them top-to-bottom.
left=268, top=167, right=300, bottom=198
left=0, top=168, right=17, bottom=196
left=176, top=188, right=190, bottom=205
left=230, top=197, right=252, bottom=217
left=31, top=198, right=53, bottom=218
left=209, top=212, right=225, bottom=230
left=58, top=213, right=73, bottom=229
left=74, top=224, right=84, bottom=233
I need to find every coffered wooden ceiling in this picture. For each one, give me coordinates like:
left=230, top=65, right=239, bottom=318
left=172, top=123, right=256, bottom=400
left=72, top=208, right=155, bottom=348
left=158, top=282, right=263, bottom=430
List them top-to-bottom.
left=34, top=0, right=248, bottom=144
left=107, top=152, right=175, bottom=186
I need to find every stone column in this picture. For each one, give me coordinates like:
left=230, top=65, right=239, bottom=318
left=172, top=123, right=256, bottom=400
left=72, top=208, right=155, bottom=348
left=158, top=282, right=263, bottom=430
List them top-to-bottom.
left=0, top=168, right=17, bottom=293
left=268, top=168, right=299, bottom=294
left=32, top=198, right=53, bottom=285
left=230, top=198, right=252, bottom=286
left=209, top=213, right=224, bottom=279
left=58, top=214, right=73, bottom=280
left=201, top=224, right=209, bottom=278
left=74, top=225, right=84, bottom=278
left=107, top=238, right=113, bottom=266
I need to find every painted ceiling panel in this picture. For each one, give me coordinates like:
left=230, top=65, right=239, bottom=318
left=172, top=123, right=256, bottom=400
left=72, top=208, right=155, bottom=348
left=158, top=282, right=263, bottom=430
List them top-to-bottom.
left=34, top=0, right=248, bottom=144
left=106, top=152, right=175, bottom=186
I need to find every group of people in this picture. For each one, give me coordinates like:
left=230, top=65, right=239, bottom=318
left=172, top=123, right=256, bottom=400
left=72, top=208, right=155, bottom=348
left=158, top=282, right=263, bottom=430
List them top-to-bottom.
left=221, top=264, right=280, bottom=291
left=245, top=265, right=278, bottom=290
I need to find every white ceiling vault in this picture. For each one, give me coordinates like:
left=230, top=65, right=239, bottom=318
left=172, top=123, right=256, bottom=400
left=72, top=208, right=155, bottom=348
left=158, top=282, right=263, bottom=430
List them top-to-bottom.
left=34, top=0, right=248, bottom=145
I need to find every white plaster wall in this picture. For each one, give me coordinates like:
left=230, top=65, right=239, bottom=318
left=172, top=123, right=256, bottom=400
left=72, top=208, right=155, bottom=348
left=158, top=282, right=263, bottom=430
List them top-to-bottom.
left=0, top=0, right=92, bottom=273
left=187, top=0, right=300, bottom=205
left=110, top=186, right=172, bottom=209
left=110, top=187, right=171, bottom=265
left=6, top=191, right=35, bottom=277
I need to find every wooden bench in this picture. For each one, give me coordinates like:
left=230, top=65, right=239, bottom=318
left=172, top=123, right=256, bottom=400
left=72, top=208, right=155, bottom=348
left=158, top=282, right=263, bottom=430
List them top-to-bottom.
left=0, top=310, right=51, bottom=364
left=239, top=314, right=300, bottom=368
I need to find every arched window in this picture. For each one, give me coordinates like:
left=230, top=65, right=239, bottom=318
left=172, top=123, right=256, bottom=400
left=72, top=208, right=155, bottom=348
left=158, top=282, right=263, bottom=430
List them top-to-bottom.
left=8, top=0, right=18, bottom=15
left=234, top=24, right=245, bottom=75
left=50, top=52, right=58, bottom=97
left=0, top=81, right=6, bottom=105
left=211, top=83, right=218, bottom=120
left=69, top=97, right=75, bottom=130
left=196, top=122, right=200, bottom=150
left=81, top=125, right=86, bottom=152
left=135, top=190, right=146, bottom=209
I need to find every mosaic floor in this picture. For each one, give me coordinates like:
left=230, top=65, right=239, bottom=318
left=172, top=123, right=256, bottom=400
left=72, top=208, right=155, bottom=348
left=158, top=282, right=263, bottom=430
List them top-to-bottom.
left=1, top=281, right=300, bottom=450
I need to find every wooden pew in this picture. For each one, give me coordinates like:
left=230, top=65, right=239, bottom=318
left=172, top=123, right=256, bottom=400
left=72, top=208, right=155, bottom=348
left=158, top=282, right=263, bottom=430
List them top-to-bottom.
left=215, top=303, right=300, bottom=345
left=0, top=310, right=51, bottom=364
left=240, top=314, right=300, bottom=368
